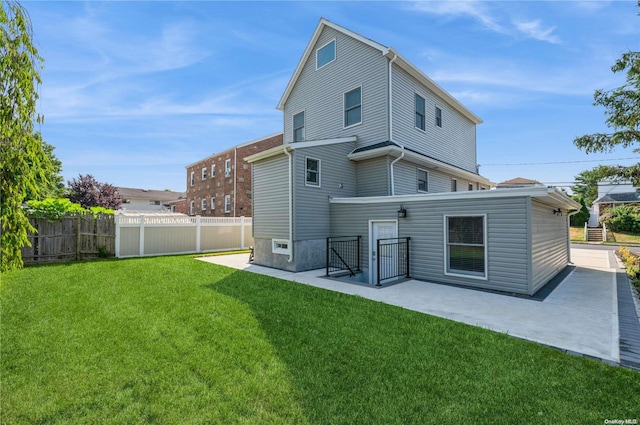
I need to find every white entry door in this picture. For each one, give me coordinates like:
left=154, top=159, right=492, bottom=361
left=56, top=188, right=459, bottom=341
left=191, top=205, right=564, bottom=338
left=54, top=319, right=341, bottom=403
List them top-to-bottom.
left=370, top=220, right=398, bottom=285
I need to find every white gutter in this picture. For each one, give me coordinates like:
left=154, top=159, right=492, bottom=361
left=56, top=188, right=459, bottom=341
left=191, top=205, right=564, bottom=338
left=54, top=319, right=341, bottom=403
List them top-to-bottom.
left=387, top=53, right=404, bottom=196
left=284, top=146, right=293, bottom=263
left=233, top=147, right=237, bottom=217
left=567, top=209, right=580, bottom=264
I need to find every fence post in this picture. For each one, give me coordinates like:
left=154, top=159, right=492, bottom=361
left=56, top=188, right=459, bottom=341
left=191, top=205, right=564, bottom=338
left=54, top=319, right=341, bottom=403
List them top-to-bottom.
left=76, top=214, right=82, bottom=261
left=114, top=215, right=121, bottom=258
left=139, top=215, right=145, bottom=257
left=195, top=215, right=201, bottom=253
left=240, top=216, right=245, bottom=250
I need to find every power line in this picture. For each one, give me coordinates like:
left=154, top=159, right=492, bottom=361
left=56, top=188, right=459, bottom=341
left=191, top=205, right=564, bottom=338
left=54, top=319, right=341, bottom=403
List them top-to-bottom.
left=481, top=157, right=640, bottom=167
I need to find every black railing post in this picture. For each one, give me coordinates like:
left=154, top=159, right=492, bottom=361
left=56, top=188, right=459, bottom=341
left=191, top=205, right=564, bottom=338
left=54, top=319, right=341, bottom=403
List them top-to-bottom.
left=357, top=235, right=361, bottom=272
left=326, top=237, right=330, bottom=276
left=406, top=237, right=411, bottom=278
left=376, top=238, right=381, bottom=286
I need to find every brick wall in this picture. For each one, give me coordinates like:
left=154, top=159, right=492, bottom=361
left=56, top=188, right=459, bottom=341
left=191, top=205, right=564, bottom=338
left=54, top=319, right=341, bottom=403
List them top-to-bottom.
left=185, top=133, right=283, bottom=217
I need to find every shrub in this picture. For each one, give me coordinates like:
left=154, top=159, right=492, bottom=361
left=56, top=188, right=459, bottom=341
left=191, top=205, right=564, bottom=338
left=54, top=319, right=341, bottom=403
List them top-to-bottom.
left=25, top=198, right=114, bottom=221
left=569, top=202, right=590, bottom=227
left=600, top=205, right=640, bottom=232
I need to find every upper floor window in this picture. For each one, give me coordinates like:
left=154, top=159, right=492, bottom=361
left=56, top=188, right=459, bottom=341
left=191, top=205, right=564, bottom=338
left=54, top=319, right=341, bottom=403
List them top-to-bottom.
left=316, top=39, right=336, bottom=69
left=344, top=86, right=362, bottom=128
left=415, top=94, right=426, bottom=131
left=435, top=106, right=442, bottom=128
left=293, top=111, right=305, bottom=142
left=305, top=157, right=320, bottom=187
left=225, top=159, right=231, bottom=177
left=211, top=164, right=216, bottom=178
left=201, top=167, right=207, bottom=180
left=417, top=169, right=428, bottom=193
left=190, top=171, right=195, bottom=187
left=451, top=178, right=457, bottom=192
left=224, top=195, right=231, bottom=213
left=211, top=197, right=215, bottom=210
left=201, top=199, right=207, bottom=211
left=189, top=201, right=195, bottom=215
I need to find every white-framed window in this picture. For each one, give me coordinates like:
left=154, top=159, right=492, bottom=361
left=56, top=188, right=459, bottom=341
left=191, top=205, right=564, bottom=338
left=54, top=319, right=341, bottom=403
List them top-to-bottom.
left=316, top=39, right=336, bottom=70
left=344, top=86, right=362, bottom=128
left=415, top=94, right=426, bottom=131
left=435, top=106, right=442, bottom=128
left=293, top=111, right=305, bottom=142
left=305, top=157, right=320, bottom=187
left=225, top=159, right=231, bottom=177
left=211, top=164, right=216, bottom=177
left=201, top=167, right=207, bottom=180
left=417, top=169, right=428, bottom=193
left=190, top=171, right=195, bottom=187
left=451, top=178, right=457, bottom=192
left=468, top=183, right=474, bottom=191
left=224, top=195, right=231, bottom=213
left=211, top=197, right=215, bottom=210
left=201, top=199, right=207, bottom=211
left=189, top=201, right=195, bottom=216
left=171, top=205, right=177, bottom=213
left=444, top=215, right=487, bottom=279
left=272, top=239, right=291, bottom=255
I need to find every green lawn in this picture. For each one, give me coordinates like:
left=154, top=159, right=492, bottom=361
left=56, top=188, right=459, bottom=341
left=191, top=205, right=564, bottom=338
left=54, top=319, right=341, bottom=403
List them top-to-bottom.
left=1, top=257, right=638, bottom=424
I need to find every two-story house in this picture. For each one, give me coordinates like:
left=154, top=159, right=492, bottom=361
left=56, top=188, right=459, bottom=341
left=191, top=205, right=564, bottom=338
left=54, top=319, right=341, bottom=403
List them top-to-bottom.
left=247, top=19, right=579, bottom=295
left=186, top=133, right=282, bottom=217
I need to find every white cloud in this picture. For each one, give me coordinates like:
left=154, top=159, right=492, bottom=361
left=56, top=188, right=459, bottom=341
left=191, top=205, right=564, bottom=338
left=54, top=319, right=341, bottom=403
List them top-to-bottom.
left=411, top=1, right=505, bottom=33
left=513, top=19, right=561, bottom=44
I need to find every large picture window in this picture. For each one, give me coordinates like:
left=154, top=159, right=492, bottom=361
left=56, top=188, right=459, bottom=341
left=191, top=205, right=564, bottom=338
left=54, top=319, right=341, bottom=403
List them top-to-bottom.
left=344, top=86, right=362, bottom=128
left=445, top=215, right=486, bottom=279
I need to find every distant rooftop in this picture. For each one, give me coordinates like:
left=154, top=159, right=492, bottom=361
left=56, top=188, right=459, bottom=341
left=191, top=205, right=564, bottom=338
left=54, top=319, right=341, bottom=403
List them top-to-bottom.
left=496, top=177, right=545, bottom=188
left=116, top=187, right=185, bottom=202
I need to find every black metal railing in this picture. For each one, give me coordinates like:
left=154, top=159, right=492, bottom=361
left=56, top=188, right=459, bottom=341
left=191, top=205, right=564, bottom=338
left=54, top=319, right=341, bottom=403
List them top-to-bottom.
left=326, top=236, right=361, bottom=277
left=376, top=237, right=410, bottom=286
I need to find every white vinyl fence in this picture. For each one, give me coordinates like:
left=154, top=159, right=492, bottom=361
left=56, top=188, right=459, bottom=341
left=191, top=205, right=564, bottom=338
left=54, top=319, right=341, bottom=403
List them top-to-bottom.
left=115, top=215, right=252, bottom=258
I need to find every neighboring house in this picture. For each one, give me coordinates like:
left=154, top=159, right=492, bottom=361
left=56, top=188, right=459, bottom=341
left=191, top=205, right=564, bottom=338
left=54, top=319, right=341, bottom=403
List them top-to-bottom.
left=246, top=18, right=579, bottom=295
left=185, top=133, right=283, bottom=217
left=496, top=177, right=545, bottom=189
left=590, top=180, right=639, bottom=226
left=117, top=187, right=185, bottom=213
left=168, top=198, right=189, bottom=215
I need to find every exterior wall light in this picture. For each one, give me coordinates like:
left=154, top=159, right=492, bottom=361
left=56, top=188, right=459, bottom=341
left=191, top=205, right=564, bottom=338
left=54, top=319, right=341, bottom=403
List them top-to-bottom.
left=398, top=204, right=407, bottom=218
left=553, top=208, right=562, bottom=216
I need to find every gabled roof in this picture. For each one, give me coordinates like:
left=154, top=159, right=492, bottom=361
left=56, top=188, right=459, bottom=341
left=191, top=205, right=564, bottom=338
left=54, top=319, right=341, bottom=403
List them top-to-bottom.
left=277, top=18, right=482, bottom=124
left=496, top=177, right=544, bottom=188
left=594, top=192, right=640, bottom=204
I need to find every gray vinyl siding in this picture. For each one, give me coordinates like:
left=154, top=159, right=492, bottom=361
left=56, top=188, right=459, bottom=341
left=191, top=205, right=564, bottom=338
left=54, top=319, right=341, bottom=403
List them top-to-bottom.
left=284, top=26, right=388, bottom=147
left=391, top=65, right=478, bottom=173
left=293, top=142, right=357, bottom=240
left=252, top=155, right=290, bottom=239
left=356, top=157, right=390, bottom=196
left=393, top=159, right=476, bottom=195
left=330, top=195, right=531, bottom=294
left=531, top=199, right=569, bottom=293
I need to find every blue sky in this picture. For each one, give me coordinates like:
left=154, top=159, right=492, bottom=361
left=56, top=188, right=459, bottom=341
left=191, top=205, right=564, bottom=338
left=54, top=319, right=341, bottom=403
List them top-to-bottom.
left=25, top=1, right=639, bottom=193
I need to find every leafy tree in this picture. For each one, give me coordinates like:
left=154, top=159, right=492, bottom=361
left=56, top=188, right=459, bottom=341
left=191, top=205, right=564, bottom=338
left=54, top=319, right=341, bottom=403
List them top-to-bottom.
left=0, top=0, right=49, bottom=272
left=574, top=49, right=640, bottom=184
left=25, top=133, right=64, bottom=200
left=571, top=165, right=622, bottom=205
left=66, top=174, right=122, bottom=210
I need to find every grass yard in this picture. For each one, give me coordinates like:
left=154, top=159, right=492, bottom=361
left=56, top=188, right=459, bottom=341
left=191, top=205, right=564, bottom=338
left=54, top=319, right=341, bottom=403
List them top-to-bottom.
left=570, top=226, right=585, bottom=241
left=1, top=257, right=639, bottom=424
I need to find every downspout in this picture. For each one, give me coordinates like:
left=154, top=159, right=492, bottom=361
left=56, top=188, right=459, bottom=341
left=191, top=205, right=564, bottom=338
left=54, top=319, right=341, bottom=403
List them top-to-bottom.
left=387, top=52, right=404, bottom=196
left=284, top=146, right=293, bottom=262
left=233, top=147, right=237, bottom=217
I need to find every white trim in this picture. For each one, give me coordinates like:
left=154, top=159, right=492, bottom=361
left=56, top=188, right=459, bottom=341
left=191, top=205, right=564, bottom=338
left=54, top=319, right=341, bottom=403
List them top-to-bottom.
left=316, top=38, right=336, bottom=70
left=343, top=85, right=363, bottom=129
left=435, top=105, right=443, bottom=128
left=292, top=109, right=305, bottom=142
left=245, top=137, right=357, bottom=163
left=304, top=156, right=321, bottom=188
left=224, top=159, right=231, bottom=177
left=211, top=163, right=216, bottom=178
left=201, top=167, right=207, bottom=180
left=417, top=168, right=429, bottom=193
left=190, top=171, right=195, bottom=187
left=451, top=178, right=458, bottom=192
left=329, top=186, right=581, bottom=210
left=224, top=195, right=231, bottom=213
left=211, top=197, right=215, bottom=210
left=443, top=214, right=488, bottom=281
left=369, top=219, right=398, bottom=285
left=272, top=239, right=292, bottom=255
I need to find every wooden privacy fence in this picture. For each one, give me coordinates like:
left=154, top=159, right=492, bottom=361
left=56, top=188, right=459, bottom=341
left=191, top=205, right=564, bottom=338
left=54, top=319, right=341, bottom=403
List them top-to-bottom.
left=22, top=213, right=115, bottom=264
left=115, top=215, right=253, bottom=258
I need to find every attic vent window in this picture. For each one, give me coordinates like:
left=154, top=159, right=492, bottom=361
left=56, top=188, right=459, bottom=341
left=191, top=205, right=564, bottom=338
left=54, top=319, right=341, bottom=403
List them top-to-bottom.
left=316, top=39, right=336, bottom=69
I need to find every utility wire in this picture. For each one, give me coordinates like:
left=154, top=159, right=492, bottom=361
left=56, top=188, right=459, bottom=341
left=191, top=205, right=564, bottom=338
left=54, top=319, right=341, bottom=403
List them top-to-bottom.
left=482, top=157, right=640, bottom=167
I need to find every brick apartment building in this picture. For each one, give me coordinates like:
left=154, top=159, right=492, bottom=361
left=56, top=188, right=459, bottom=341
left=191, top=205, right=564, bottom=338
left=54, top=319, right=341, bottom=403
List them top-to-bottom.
left=185, top=133, right=283, bottom=217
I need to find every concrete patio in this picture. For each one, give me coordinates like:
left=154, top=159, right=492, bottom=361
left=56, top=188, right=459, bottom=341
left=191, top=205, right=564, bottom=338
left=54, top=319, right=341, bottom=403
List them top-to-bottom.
left=198, top=248, right=634, bottom=365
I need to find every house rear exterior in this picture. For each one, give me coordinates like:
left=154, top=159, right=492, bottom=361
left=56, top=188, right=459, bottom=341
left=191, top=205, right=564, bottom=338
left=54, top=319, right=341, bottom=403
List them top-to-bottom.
left=246, top=18, right=579, bottom=295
